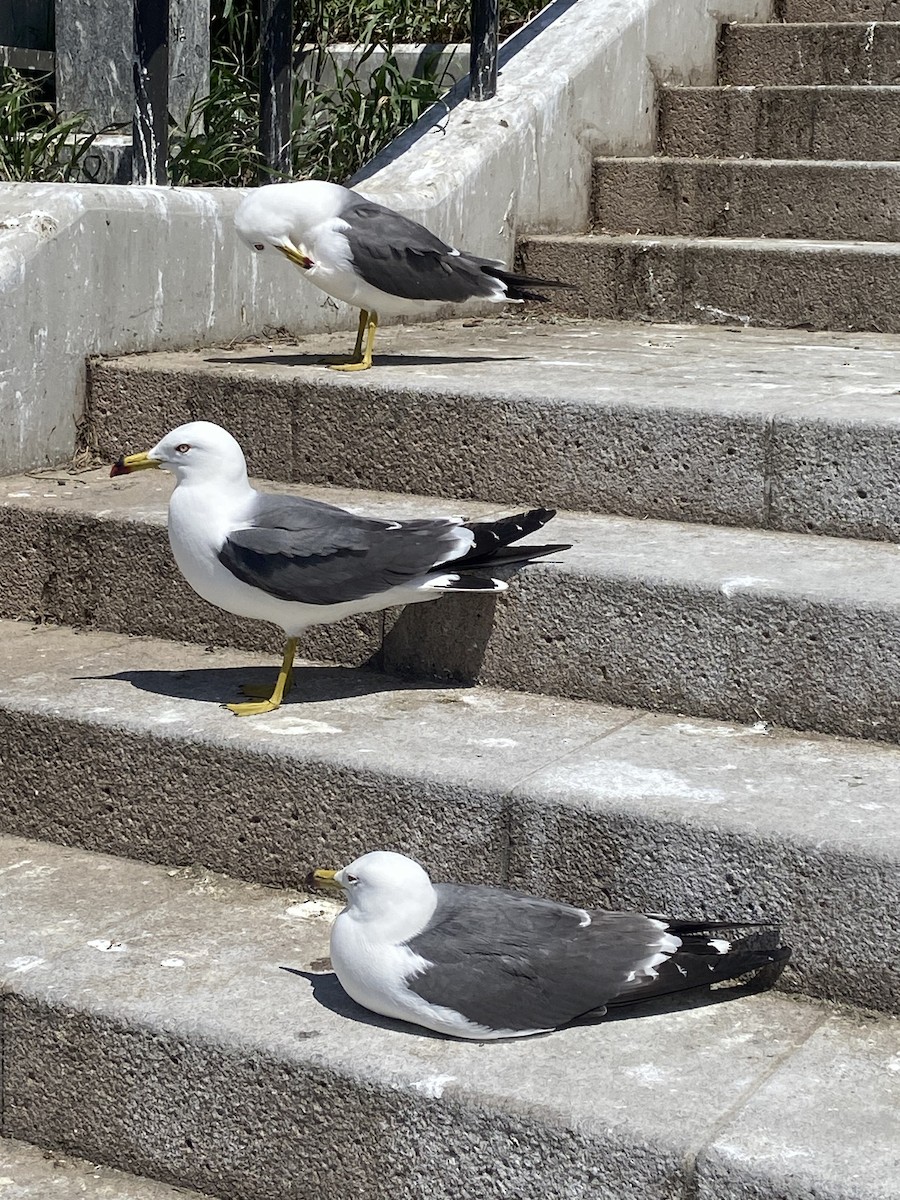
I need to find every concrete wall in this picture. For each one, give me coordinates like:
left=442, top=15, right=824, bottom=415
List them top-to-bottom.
left=0, top=0, right=772, bottom=474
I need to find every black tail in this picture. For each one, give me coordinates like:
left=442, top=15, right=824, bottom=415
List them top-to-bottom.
left=482, top=266, right=576, bottom=303
left=453, top=507, right=571, bottom=572
left=611, top=922, right=792, bottom=1006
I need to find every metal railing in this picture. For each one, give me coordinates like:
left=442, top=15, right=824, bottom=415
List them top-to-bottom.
left=130, top=0, right=501, bottom=185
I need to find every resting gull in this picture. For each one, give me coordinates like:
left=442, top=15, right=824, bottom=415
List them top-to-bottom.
left=234, top=179, right=573, bottom=370
left=110, top=421, right=569, bottom=717
left=312, top=851, right=791, bottom=1040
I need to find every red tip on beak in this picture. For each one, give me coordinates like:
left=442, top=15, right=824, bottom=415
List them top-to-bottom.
left=110, top=459, right=128, bottom=477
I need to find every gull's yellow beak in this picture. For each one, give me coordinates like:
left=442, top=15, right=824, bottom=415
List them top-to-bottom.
left=277, top=241, right=314, bottom=270
left=110, top=451, right=160, bottom=478
left=309, top=868, right=341, bottom=891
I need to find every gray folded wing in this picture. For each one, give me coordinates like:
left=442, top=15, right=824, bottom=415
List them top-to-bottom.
left=340, top=195, right=506, bottom=304
left=217, top=493, right=469, bottom=605
left=406, top=884, right=668, bottom=1032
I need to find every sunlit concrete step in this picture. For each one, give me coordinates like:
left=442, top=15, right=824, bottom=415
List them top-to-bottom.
left=779, top=0, right=900, bottom=19
left=719, top=22, right=900, bottom=87
left=659, top=85, right=900, bottom=160
left=592, top=157, right=900, bottom=242
left=519, top=232, right=900, bottom=332
left=85, top=323, right=900, bottom=541
left=5, top=470, right=900, bottom=741
left=0, top=620, right=899, bottom=1012
left=0, top=834, right=897, bottom=1200
left=0, top=1138, right=206, bottom=1198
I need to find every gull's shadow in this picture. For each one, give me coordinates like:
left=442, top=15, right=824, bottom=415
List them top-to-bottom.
left=203, top=352, right=523, bottom=369
left=76, top=663, right=450, bottom=707
left=281, top=965, right=786, bottom=1043
left=281, top=967, right=449, bottom=1039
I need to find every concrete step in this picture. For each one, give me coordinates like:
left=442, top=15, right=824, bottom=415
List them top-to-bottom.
left=778, top=0, right=900, bottom=18
left=719, top=22, right=900, bottom=87
left=659, top=85, right=900, bottom=161
left=592, top=156, right=900, bottom=242
left=519, top=232, right=900, bottom=332
left=82, top=323, right=900, bottom=542
left=6, top=470, right=900, bottom=742
left=1, top=620, right=899, bottom=1014
left=0, top=833, right=897, bottom=1200
left=0, top=1138, right=206, bottom=1198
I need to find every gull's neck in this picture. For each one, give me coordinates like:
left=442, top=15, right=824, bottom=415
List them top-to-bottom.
left=345, top=886, right=438, bottom=946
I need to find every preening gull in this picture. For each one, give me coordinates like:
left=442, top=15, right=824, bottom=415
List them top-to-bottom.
left=234, top=180, right=573, bottom=370
left=110, top=421, right=570, bottom=717
left=312, top=851, right=791, bottom=1040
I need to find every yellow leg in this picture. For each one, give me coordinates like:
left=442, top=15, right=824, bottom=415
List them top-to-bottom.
left=317, top=310, right=368, bottom=366
left=328, top=310, right=378, bottom=371
left=227, top=638, right=297, bottom=717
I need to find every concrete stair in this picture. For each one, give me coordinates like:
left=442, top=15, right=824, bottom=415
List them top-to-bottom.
left=2, top=4, right=900, bottom=1197
left=521, top=9, right=900, bottom=332
left=719, top=22, right=900, bottom=87
left=8, top=456, right=900, bottom=743
left=3, top=618, right=900, bottom=1013
left=1, top=833, right=897, bottom=1200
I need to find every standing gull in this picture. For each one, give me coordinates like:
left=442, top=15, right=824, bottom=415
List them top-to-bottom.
left=234, top=179, right=572, bottom=370
left=110, top=421, right=569, bottom=717
left=312, top=851, right=791, bottom=1040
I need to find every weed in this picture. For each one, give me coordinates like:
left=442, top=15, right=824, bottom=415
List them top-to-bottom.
left=0, top=68, right=101, bottom=183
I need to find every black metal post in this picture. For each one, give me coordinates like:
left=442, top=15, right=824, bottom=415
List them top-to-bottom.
left=133, top=0, right=169, bottom=184
left=259, top=0, right=293, bottom=179
left=469, top=0, right=499, bottom=101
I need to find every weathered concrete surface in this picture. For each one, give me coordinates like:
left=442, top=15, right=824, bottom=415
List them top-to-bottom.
left=55, top=0, right=209, bottom=129
left=779, top=1, right=900, bottom=18
left=720, top=21, right=900, bottom=87
left=659, top=85, right=900, bottom=160
left=592, top=157, right=900, bottom=241
left=0, top=185, right=354, bottom=476
left=520, top=233, right=900, bottom=331
left=83, top=319, right=900, bottom=542
left=7, top=471, right=900, bottom=743
left=0, top=621, right=898, bottom=1011
left=0, top=833, right=896, bottom=1200
left=697, top=1011, right=900, bottom=1200
left=0, top=1138, right=205, bottom=1198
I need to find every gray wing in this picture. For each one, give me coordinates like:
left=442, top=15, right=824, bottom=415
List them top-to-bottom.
left=340, top=195, right=505, bottom=303
left=217, top=492, right=467, bottom=606
left=406, top=884, right=667, bottom=1033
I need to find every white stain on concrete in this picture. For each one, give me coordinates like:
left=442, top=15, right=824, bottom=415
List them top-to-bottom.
left=692, top=303, right=752, bottom=327
left=720, top=576, right=775, bottom=598
left=253, top=718, right=343, bottom=736
left=557, top=761, right=725, bottom=806
left=281, top=898, right=342, bottom=921
left=87, top=938, right=128, bottom=952
left=4, top=955, right=46, bottom=973
left=160, top=956, right=186, bottom=968
left=410, top=1074, right=456, bottom=1099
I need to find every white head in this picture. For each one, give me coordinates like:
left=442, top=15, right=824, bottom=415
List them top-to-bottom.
left=234, top=180, right=349, bottom=269
left=110, top=420, right=249, bottom=488
left=325, top=851, right=438, bottom=940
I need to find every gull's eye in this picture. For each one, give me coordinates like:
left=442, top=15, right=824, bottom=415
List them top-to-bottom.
left=254, top=243, right=265, bottom=251
left=175, top=443, right=191, bottom=454
left=345, top=873, right=358, bottom=884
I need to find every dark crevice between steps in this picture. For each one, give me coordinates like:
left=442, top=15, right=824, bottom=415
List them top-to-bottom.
left=761, top=415, right=776, bottom=529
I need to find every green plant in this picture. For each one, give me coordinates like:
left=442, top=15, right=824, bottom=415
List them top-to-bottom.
left=175, top=0, right=544, bottom=186
left=0, top=68, right=100, bottom=183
